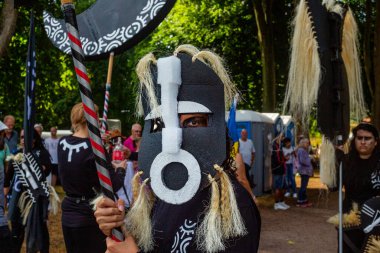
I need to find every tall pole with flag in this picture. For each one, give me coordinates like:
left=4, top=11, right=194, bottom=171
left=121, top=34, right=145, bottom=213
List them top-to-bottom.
left=60, top=0, right=123, bottom=241
left=9, top=10, right=53, bottom=253
left=23, top=10, right=36, bottom=153
left=101, top=52, right=114, bottom=133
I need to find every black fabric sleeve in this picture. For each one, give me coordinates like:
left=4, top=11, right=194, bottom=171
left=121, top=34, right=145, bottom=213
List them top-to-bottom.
left=39, top=149, right=52, bottom=177
left=329, top=149, right=345, bottom=192
left=129, top=152, right=138, bottom=161
left=4, top=161, right=15, bottom=188
left=109, top=166, right=126, bottom=192
left=223, top=178, right=261, bottom=252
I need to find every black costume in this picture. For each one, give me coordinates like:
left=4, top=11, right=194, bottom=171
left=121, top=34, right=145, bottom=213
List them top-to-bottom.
left=123, top=46, right=261, bottom=253
left=58, top=135, right=122, bottom=253
left=6, top=147, right=51, bottom=253
left=339, top=151, right=380, bottom=252
left=343, top=151, right=380, bottom=212
left=149, top=176, right=261, bottom=253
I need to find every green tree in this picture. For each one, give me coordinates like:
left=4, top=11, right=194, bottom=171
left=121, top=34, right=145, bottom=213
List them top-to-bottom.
left=147, top=0, right=264, bottom=111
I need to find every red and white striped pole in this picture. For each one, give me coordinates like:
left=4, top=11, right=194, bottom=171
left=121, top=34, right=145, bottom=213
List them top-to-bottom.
left=60, top=0, right=123, bottom=242
left=101, top=52, right=114, bottom=133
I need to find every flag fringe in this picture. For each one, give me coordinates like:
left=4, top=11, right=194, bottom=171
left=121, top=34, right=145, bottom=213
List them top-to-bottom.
left=283, top=0, right=320, bottom=124
left=319, top=137, right=337, bottom=188
left=125, top=177, right=155, bottom=252
left=327, top=202, right=360, bottom=228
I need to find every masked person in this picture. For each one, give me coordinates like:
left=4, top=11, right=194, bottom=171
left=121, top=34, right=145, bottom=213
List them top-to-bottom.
left=94, top=45, right=261, bottom=253
left=328, top=123, right=380, bottom=252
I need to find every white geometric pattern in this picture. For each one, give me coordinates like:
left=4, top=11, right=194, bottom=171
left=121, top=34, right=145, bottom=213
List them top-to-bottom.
left=43, top=0, right=167, bottom=57
left=171, top=219, right=197, bottom=253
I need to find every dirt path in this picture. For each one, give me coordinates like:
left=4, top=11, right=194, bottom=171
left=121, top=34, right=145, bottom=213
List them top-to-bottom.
left=257, top=175, right=339, bottom=253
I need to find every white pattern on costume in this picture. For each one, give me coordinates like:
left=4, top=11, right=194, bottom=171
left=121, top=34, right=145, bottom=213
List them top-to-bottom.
left=59, top=139, right=88, bottom=162
left=371, top=169, right=380, bottom=189
left=170, top=219, right=197, bottom=253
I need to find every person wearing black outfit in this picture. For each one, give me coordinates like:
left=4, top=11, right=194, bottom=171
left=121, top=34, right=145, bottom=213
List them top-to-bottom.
left=93, top=46, right=261, bottom=253
left=58, top=103, right=122, bottom=253
left=94, top=115, right=261, bottom=253
left=338, top=123, right=380, bottom=252
left=5, top=129, right=52, bottom=253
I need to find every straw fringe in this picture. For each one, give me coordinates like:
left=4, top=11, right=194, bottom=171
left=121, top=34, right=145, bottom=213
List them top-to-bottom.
left=283, top=0, right=320, bottom=125
left=322, top=0, right=343, bottom=16
left=342, top=8, right=367, bottom=120
left=174, top=44, right=200, bottom=57
left=135, top=45, right=239, bottom=117
left=193, top=51, right=238, bottom=108
left=135, top=53, right=158, bottom=117
left=319, top=137, right=337, bottom=188
left=214, top=164, right=247, bottom=239
left=132, top=171, right=143, bottom=203
left=196, top=174, right=224, bottom=253
left=125, top=178, right=155, bottom=252
left=48, top=185, right=60, bottom=215
left=18, top=191, right=33, bottom=225
left=90, top=194, right=104, bottom=211
left=327, top=202, right=360, bottom=228
left=365, top=235, right=380, bottom=253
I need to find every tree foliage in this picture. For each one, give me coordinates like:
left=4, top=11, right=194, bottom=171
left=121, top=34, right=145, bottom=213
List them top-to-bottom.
left=0, top=0, right=379, bottom=134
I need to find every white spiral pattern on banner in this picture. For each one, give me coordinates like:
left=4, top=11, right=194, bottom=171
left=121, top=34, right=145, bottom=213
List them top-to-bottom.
left=43, top=0, right=166, bottom=57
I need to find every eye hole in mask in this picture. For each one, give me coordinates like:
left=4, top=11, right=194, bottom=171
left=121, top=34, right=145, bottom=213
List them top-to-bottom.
left=145, top=101, right=212, bottom=132
left=180, top=114, right=209, bottom=128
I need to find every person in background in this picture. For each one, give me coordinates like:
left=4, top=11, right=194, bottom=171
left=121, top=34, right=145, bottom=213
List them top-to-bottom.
left=57, top=103, right=122, bottom=253
left=3, top=115, right=18, bottom=153
left=0, top=121, right=10, bottom=250
left=34, top=123, right=43, bottom=136
left=123, top=123, right=142, bottom=153
left=335, top=123, right=380, bottom=252
left=34, top=124, right=45, bottom=148
left=44, top=126, right=60, bottom=186
left=239, top=128, right=256, bottom=188
left=5, top=129, right=52, bottom=253
left=109, top=129, right=135, bottom=210
left=271, top=134, right=289, bottom=210
left=282, top=137, right=297, bottom=199
left=296, top=138, right=313, bottom=208
left=235, top=153, right=256, bottom=202
left=112, top=156, right=137, bottom=210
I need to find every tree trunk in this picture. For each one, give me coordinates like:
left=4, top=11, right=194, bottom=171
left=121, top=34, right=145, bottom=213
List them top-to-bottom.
left=0, top=0, right=18, bottom=58
left=252, top=0, right=276, bottom=112
left=374, top=1, right=380, bottom=129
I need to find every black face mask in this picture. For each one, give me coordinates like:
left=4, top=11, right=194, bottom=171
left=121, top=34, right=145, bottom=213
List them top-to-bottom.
left=138, top=53, right=227, bottom=205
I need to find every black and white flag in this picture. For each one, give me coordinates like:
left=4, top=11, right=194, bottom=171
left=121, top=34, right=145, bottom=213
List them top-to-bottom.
left=24, top=10, right=36, bottom=153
